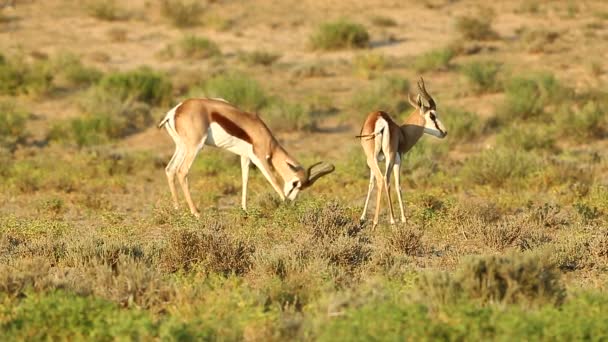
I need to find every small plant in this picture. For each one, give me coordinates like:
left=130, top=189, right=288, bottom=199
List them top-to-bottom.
left=86, top=0, right=129, bottom=21
left=160, top=0, right=204, bottom=28
left=370, top=15, right=397, bottom=27
left=455, top=15, right=499, bottom=41
left=310, top=19, right=370, bottom=50
left=162, top=35, right=221, bottom=60
left=413, top=48, right=454, bottom=72
left=238, top=50, right=281, bottom=66
left=353, top=52, right=390, bottom=79
left=50, top=53, right=102, bottom=89
left=460, top=60, right=502, bottom=93
left=97, top=67, right=172, bottom=106
left=200, top=73, right=269, bottom=111
left=496, top=73, right=571, bottom=122
left=351, top=76, right=409, bottom=115
left=0, top=100, right=28, bottom=150
left=262, top=101, right=316, bottom=132
left=557, top=101, right=606, bottom=141
left=441, top=108, right=485, bottom=143
left=496, top=125, right=556, bottom=151
left=460, top=148, right=539, bottom=187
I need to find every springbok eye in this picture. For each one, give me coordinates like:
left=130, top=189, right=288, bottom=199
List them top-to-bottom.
left=429, top=113, right=436, bottom=121
left=292, top=181, right=299, bottom=188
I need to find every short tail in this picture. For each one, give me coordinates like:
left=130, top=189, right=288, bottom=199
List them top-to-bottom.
left=157, top=116, right=170, bottom=129
left=355, top=127, right=384, bottom=141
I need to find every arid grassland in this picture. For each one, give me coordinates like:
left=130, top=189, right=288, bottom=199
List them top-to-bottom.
left=1, top=0, right=607, bottom=340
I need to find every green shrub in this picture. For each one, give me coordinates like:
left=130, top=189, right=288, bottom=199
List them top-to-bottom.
left=86, top=0, right=129, bottom=21
left=160, top=0, right=204, bottom=28
left=370, top=15, right=397, bottom=27
left=455, top=15, right=499, bottom=41
left=310, top=20, right=370, bottom=50
left=520, top=29, right=560, bottom=53
left=161, top=35, right=221, bottom=60
left=413, top=48, right=454, bottom=72
left=238, top=50, right=281, bottom=66
left=353, top=52, right=390, bottom=79
left=50, top=53, right=102, bottom=89
left=460, top=60, right=502, bottom=93
left=97, top=67, right=172, bottom=106
left=200, top=73, right=269, bottom=111
left=496, top=73, right=571, bottom=122
left=351, top=76, right=409, bottom=115
left=0, top=100, right=28, bottom=149
left=263, top=101, right=316, bottom=132
left=557, top=101, right=606, bottom=140
left=441, top=108, right=485, bottom=143
left=496, top=125, right=556, bottom=151
left=460, top=148, right=539, bottom=187
left=419, top=252, right=565, bottom=307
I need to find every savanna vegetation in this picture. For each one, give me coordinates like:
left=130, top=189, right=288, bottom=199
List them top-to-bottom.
left=1, top=0, right=607, bottom=340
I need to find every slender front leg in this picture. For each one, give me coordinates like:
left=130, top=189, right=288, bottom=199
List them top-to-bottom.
left=165, top=143, right=184, bottom=210
left=251, top=154, right=285, bottom=200
left=241, top=156, right=250, bottom=211
left=392, top=157, right=406, bottom=223
left=360, top=170, right=375, bottom=221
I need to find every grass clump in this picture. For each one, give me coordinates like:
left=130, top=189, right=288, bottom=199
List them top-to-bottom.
left=86, top=0, right=129, bottom=21
left=160, top=0, right=204, bottom=28
left=370, top=15, right=397, bottom=27
left=455, top=15, right=499, bottom=41
left=310, top=19, right=370, bottom=50
left=520, top=28, right=560, bottom=53
left=161, top=35, right=221, bottom=60
left=413, top=48, right=454, bottom=72
left=238, top=50, right=281, bottom=66
left=353, top=52, right=390, bottom=79
left=50, top=53, right=102, bottom=89
left=0, top=55, right=53, bottom=97
left=460, top=60, right=502, bottom=93
left=97, top=67, right=172, bottom=106
left=200, top=73, right=269, bottom=111
left=497, top=73, right=571, bottom=122
left=351, top=76, right=409, bottom=115
left=0, top=100, right=28, bottom=150
left=263, top=101, right=316, bottom=132
left=556, top=101, right=607, bottom=141
left=441, top=108, right=485, bottom=143
left=496, top=125, right=556, bottom=151
left=460, top=148, right=539, bottom=187
left=419, top=252, right=566, bottom=307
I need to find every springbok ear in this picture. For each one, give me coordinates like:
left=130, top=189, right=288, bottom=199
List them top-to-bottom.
left=416, top=94, right=423, bottom=108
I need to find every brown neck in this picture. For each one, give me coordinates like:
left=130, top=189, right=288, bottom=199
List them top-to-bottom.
left=398, top=109, right=425, bottom=154
left=270, top=146, right=305, bottom=185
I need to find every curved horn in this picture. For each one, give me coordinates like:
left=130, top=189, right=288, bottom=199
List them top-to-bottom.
left=417, top=77, right=436, bottom=109
left=302, top=162, right=335, bottom=188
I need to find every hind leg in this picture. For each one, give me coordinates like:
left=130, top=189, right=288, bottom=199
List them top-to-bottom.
left=176, top=139, right=205, bottom=217
left=360, top=170, right=375, bottom=221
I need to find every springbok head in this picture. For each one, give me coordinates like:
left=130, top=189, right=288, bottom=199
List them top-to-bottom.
left=408, top=77, right=447, bottom=139
left=285, top=161, right=335, bottom=200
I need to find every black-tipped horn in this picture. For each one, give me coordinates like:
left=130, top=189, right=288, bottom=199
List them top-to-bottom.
left=417, top=77, right=436, bottom=110
left=302, top=162, right=335, bottom=188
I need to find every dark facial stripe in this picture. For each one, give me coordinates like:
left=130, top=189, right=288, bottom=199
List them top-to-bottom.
left=210, top=112, right=252, bottom=144
left=430, top=113, right=444, bottom=135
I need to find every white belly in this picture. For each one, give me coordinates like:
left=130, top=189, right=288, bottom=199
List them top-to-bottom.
left=205, top=122, right=253, bottom=156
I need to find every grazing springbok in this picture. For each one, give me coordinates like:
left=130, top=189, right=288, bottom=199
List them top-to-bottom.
left=358, top=78, right=447, bottom=227
left=158, top=98, right=335, bottom=216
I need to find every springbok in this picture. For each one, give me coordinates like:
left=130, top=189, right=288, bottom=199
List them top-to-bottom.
left=358, top=78, right=447, bottom=227
left=158, top=98, right=335, bottom=216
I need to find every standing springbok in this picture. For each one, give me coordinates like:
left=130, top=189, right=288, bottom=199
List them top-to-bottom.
left=358, top=78, right=447, bottom=227
left=158, top=98, right=335, bottom=216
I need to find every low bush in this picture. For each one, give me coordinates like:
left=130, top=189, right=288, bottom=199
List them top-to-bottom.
left=86, top=0, right=130, bottom=21
left=160, top=0, right=204, bottom=28
left=455, top=15, right=499, bottom=41
left=310, top=20, right=370, bottom=50
left=161, top=35, right=221, bottom=60
left=413, top=48, right=454, bottom=72
left=238, top=50, right=281, bottom=66
left=460, top=60, right=502, bottom=93
left=97, top=67, right=172, bottom=106
left=199, top=73, right=269, bottom=111
left=0, top=100, right=28, bottom=150
left=262, top=101, right=316, bottom=132
left=441, top=108, right=485, bottom=143
left=459, top=148, right=539, bottom=187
